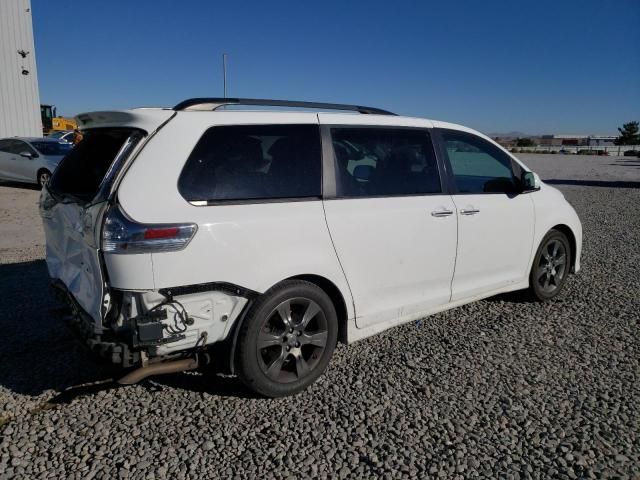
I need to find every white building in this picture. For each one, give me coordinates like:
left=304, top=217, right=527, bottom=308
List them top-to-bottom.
left=0, top=0, right=42, bottom=137
left=540, top=134, right=618, bottom=147
left=587, top=136, right=617, bottom=147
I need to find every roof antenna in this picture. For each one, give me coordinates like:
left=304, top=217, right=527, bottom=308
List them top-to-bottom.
left=222, top=53, right=228, bottom=98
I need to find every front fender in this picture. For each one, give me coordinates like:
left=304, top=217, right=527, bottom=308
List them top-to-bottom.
left=530, top=183, right=583, bottom=272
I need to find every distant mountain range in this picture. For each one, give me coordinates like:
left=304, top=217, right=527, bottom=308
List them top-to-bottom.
left=487, top=131, right=532, bottom=138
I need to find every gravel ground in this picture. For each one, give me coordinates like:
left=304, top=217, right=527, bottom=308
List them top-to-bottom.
left=0, top=154, right=639, bottom=479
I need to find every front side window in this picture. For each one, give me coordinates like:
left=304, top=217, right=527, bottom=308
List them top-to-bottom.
left=178, top=124, right=321, bottom=203
left=330, top=128, right=441, bottom=197
left=441, top=131, right=519, bottom=194
left=8, top=140, right=36, bottom=156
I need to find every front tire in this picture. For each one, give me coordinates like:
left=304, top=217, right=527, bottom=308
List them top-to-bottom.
left=528, top=230, right=571, bottom=301
left=236, top=280, right=338, bottom=397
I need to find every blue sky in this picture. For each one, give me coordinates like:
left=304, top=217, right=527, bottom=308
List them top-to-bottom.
left=33, top=0, right=639, bottom=135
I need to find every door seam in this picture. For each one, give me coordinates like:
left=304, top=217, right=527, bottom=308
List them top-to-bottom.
left=448, top=195, right=460, bottom=303
left=320, top=199, right=357, bottom=324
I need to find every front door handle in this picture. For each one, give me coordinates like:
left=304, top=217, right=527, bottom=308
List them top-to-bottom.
left=460, top=208, right=480, bottom=215
left=431, top=209, right=454, bottom=217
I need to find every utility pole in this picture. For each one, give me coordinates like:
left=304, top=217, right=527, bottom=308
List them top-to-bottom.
left=222, top=53, right=228, bottom=98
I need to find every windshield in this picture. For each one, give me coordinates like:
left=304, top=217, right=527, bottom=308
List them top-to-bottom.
left=49, top=128, right=141, bottom=202
left=32, top=141, right=73, bottom=156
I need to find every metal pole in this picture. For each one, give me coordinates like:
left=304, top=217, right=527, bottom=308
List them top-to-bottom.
left=223, top=53, right=228, bottom=98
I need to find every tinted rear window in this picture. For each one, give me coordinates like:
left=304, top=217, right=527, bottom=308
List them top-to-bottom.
left=178, top=124, right=321, bottom=203
left=331, top=127, right=441, bottom=197
left=49, top=128, right=137, bottom=202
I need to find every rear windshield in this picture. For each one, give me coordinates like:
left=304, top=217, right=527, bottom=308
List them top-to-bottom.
left=49, top=128, right=139, bottom=202
left=32, top=141, right=73, bottom=156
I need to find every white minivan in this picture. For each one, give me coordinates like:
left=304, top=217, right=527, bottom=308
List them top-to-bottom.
left=40, top=98, right=582, bottom=397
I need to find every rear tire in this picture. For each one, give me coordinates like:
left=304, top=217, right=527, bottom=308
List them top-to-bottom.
left=37, top=169, right=51, bottom=189
left=528, top=230, right=571, bottom=301
left=236, top=280, right=338, bottom=397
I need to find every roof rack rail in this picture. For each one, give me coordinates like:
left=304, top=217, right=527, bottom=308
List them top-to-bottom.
left=172, top=97, right=395, bottom=115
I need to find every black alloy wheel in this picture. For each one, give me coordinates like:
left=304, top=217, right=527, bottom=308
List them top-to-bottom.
left=37, top=169, right=51, bottom=189
left=529, top=230, right=571, bottom=301
left=236, top=280, right=338, bottom=397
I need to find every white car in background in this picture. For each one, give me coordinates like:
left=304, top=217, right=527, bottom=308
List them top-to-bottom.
left=40, top=98, right=582, bottom=397
left=48, top=130, right=76, bottom=143
left=0, top=137, right=73, bottom=188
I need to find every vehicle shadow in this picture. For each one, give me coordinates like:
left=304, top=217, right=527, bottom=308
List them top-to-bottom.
left=610, top=162, right=640, bottom=168
left=544, top=179, right=640, bottom=188
left=0, top=180, right=39, bottom=191
left=0, top=260, right=251, bottom=402
left=0, top=260, right=112, bottom=397
left=484, top=290, right=534, bottom=304
left=45, top=372, right=257, bottom=405
left=148, top=372, right=259, bottom=400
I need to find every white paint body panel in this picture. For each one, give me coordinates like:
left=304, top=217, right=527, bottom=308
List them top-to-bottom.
left=41, top=107, right=583, bottom=360
left=117, top=112, right=355, bottom=324
left=317, top=113, right=454, bottom=328
left=346, top=183, right=581, bottom=343
left=529, top=183, right=582, bottom=272
left=450, top=194, right=534, bottom=301
left=322, top=195, right=457, bottom=328
left=148, top=200, right=351, bottom=298
left=103, top=253, right=155, bottom=290
left=347, top=277, right=531, bottom=343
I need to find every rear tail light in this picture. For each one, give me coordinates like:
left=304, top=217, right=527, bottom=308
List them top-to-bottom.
left=102, top=205, right=197, bottom=254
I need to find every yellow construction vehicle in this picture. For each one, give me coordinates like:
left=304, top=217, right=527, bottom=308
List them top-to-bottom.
left=40, top=104, right=77, bottom=135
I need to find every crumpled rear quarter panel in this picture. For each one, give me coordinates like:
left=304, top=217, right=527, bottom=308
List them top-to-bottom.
left=43, top=203, right=104, bottom=328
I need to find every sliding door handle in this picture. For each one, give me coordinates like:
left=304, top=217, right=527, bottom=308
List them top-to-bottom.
left=460, top=208, right=480, bottom=215
left=431, top=209, right=454, bottom=217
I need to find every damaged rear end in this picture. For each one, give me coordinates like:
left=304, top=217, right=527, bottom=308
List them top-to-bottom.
left=40, top=109, right=248, bottom=374
left=41, top=121, right=148, bottom=366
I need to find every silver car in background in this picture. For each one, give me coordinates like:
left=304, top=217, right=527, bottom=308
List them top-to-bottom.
left=0, top=137, right=73, bottom=188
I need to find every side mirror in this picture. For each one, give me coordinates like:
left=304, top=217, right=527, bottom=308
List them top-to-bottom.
left=19, top=151, right=35, bottom=159
left=521, top=171, right=541, bottom=192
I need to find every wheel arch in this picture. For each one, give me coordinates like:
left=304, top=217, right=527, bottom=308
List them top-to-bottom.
left=551, top=224, right=577, bottom=273
left=223, top=274, right=351, bottom=375
left=286, top=274, right=350, bottom=345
